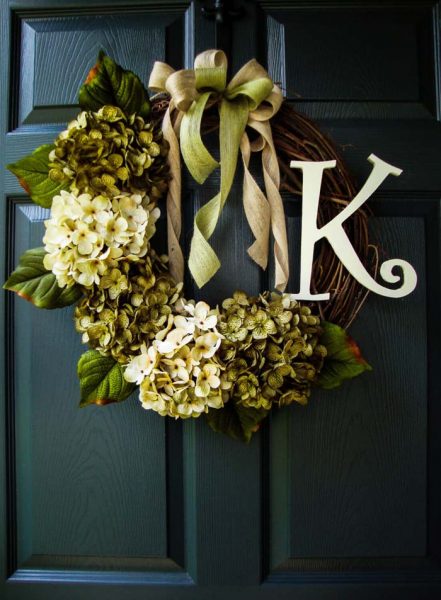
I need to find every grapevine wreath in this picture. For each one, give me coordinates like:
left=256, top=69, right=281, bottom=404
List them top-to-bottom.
left=4, top=50, right=373, bottom=442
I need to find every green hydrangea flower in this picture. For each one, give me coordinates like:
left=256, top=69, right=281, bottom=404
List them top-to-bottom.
left=49, top=105, right=169, bottom=199
left=75, top=253, right=182, bottom=363
left=218, top=291, right=327, bottom=410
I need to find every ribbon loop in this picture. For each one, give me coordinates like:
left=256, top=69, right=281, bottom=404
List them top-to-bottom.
left=194, top=49, right=228, bottom=91
left=148, top=50, right=289, bottom=291
left=227, top=59, right=269, bottom=91
left=148, top=61, right=176, bottom=91
left=165, top=70, right=197, bottom=111
left=250, top=85, right=283, bottom=121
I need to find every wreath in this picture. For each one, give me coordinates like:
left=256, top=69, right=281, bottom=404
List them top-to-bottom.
left=4, top=50, right=372, bottom=442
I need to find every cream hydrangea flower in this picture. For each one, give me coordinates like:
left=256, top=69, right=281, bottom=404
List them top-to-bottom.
left=43, top=189, right=161, bottom=288
left=50, top=190, right=83, bottom=220
left=78, top=194, right=110, bottom=224
left=117, top=195, right=147, bottom=230
left=100, top=215, right=131, bottom=246
left=71, top=221, right=101, bottom=255
left=43, top=222, right=74, bottom=251
left=43, top=249, right=75, bottom=287
left=75, top=253, right=110, bottom=287
left=124, top=299, right=225, bottom=420
left=184, top=301, right=218, bottom=330
left=153, top=313, right=196, bottom=355
left=173, top=315, right=196, bottom=336
left=154, top=328, right=193, bottom=355
left=191, top=332, right=222, bottom=362
left=124, top=345, right=158, bottom=385
left=174, top=345, right=198, bottom=373
left=162, top=357, right=190, bottom=383
left=194, top=364, right=221, bottom=397
left=139, top=385, right=169, bottom=414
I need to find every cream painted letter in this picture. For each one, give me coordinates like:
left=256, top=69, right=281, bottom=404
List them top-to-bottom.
left=289, top=154, right=417, bottom=300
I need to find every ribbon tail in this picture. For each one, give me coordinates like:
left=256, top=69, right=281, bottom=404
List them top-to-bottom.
left=180, top=92, right=219, bottom=184
left=188, top=97, right=249, bottom=288
left=162, top=103, right=184, bottom=284
left=249, top=119, right=290, bottom=292
left=240, top=133, right=270, bottom=270
left=263, top=147, right=290, bottom=292
left=188, top=192, right=222, bottom=288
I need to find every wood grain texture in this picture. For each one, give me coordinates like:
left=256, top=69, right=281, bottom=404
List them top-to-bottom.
left=0, top=0, right=11, bottom=585
left=264, top=5, right=437, bottom=119
left=270, top=8, right=421, bottom=100
left=15, top=9, right=188, bottom=129
left=266, top=15, right=285, bottom=92
left=316, top=121, right=441, bottom=191
left=10, top=204, right=174, bottom=563
left=269, top=214, right=427, bottom=562
left=183, top=418, right=262, bottom=585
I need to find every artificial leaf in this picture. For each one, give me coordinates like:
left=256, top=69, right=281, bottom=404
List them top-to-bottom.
left=79, top=51, right=151, bottom=118
left=7, top=144, right=68, bottom=208
left=3, top=247, right=82, bottom=309
left=316, top=321, right=372, bottom=390
left=78, top=350, right=135, bottom=407
left=206, top=401, right=269, bottom=443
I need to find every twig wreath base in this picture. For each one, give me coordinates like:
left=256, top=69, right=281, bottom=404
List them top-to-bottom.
left=4, top=52, right=372, bottom=442
left=152, top=96, right=376, bottom=330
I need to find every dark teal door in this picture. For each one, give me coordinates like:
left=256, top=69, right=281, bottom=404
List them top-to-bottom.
left=1, top=1, right=440, bottom=598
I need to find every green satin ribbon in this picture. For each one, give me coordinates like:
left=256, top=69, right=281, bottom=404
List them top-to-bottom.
left=149, top=50, right=284, bottom=289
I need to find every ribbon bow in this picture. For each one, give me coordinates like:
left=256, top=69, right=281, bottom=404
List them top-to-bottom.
left=149, top=49, right=289, bottom=291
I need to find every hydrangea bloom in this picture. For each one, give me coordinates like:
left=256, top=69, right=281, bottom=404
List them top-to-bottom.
left=43, top=190, right=160, bottom=288
left=123, top=301, right=224, bottom=419
left=124, top=345, right=158, bottom=385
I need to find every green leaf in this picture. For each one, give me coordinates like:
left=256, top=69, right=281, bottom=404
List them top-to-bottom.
left=79, top=51, right=151, bottom=119
left=7, top=144, right=69, bottom=208
left=3, top=247, right=82, bottom=309
left=316, top=321, right=372, bottom=390
left=78, top=350, right=136, bottom=407
left=205, top=401, right=269, bottom=443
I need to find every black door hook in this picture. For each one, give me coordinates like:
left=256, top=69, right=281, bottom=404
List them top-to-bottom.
left=201, top=0, right=245, bottom=59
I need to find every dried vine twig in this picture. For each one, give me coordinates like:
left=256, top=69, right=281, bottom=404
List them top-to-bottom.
left=152, top=97, right=377, bottom=329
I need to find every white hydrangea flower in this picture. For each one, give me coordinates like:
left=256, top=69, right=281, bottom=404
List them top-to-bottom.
left=43, top=189, right=161, bottom=288
left=78, top=193, right=110, bottom=223
left=71, top=221, right=101, bottom=255
left=75, top=257, right=108, bottom=287
left=134, top=297, right=225, bottom=421
left=184, top=301, right=218, bottom=330
left=154, top=328, right=194, bottom=355
left=191, top=332, right=222, bottom=362
left=124, top=345, right=158, bottom=385
left=162, top=357, right=190, bottom=383
left=194, top=364, right=221, bottom=397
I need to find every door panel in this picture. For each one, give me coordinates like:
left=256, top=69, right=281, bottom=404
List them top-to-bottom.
left=2, top=0, right=194, bottom=590
left=260, top=0, right=441, bottom=591
left=1, top=1, right=440, bottom=599
left=264, top=3, right=436, bottom=119
left=270, top=213, right=427, bottom=559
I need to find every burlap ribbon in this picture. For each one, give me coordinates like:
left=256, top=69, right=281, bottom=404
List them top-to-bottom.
left=148, top=50, right=289, bottom=291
